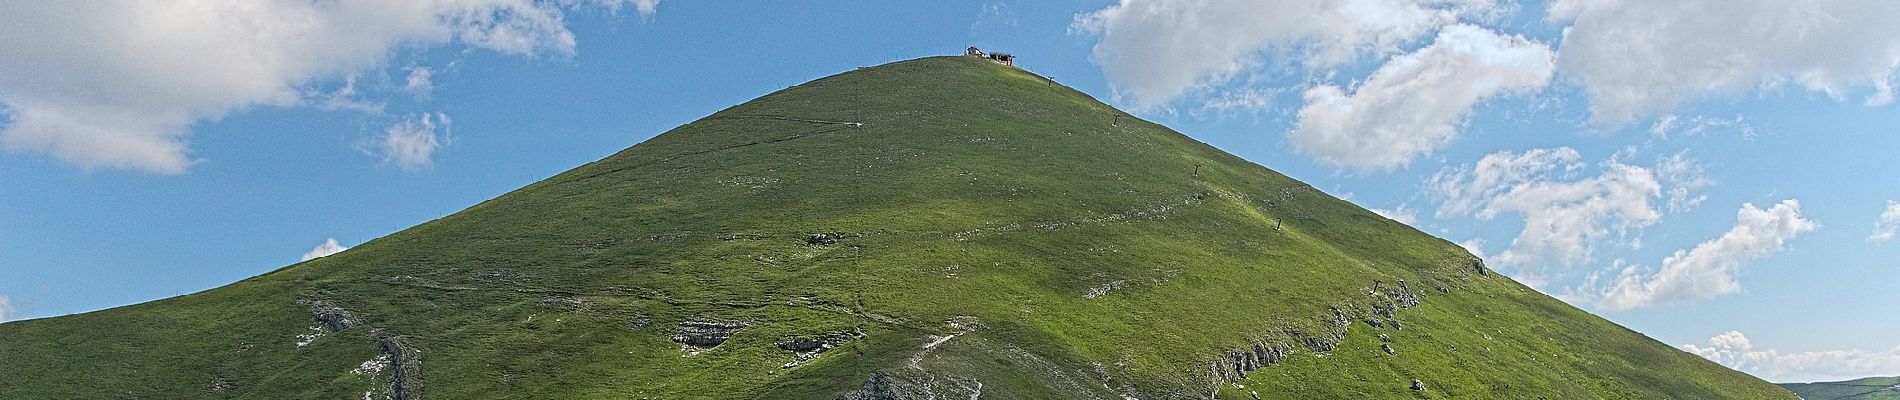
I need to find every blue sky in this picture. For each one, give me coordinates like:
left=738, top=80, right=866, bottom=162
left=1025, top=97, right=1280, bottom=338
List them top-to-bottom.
left=2, top=0, right=1897, bottom=383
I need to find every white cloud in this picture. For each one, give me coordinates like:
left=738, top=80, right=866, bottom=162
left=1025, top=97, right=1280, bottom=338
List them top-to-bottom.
left=0, top=0, right=646, bottom=174
left=574, top=0, right=659, bottom=16
left=1073, top=0, right=1494, bottom=109
left=1550, top=0, right=1900, bottom=125
left=1290, top=24, right=1553, bottom=169
left=402, top=67, right=436, bottom=100
left=1190, top=87, right=1282, bottom=118
left=373, top=113, right=450, bottom=171
left=1648, top=114, right=1759, bottom=139
left=1429, top=147, right=1662, bottom=273
left=1657, top=151, right=1713, bottom=212
left=1598, top=200, right=1817, bottom=310
left=1870, top=201, right=1900, bottom=244
left=1372, top=204, right=1419, bottom=225
left=1457, top=237, right=1489, bottom=262
left=301, top=238, right=350, bottom=261
left=0, top=295, right=16, bottom=322
left=1683, top=330, right=1900, bottom=383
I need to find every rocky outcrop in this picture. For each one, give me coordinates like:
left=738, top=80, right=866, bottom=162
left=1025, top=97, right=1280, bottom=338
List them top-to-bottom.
left=804, top=232, right=846, bottom=246
left=1208, top=260, right=1483, bottom=386
left=297, top=299, right=356, bottom=332
left=671, top=321, right=748, bottom=348
left=777, top=330, right=861, bottom=353
left=778, top=330, right=863, bottom=367
left=380, top=337, right=422, bottom=400
left=836, top=370, right=983, bottom=400
left=839, top=372, right=910, bottom=400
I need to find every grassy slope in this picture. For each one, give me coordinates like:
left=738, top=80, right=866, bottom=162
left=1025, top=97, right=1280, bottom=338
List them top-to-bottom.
left=0, top=56, right=1791, bottom=399
left=1783, top=377, right=1900, bottom=400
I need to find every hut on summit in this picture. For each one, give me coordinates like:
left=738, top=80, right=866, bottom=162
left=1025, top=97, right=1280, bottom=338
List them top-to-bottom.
left=965, top=47, right=1015, bottom=66
left=987, top=52, right=1014, bottom=66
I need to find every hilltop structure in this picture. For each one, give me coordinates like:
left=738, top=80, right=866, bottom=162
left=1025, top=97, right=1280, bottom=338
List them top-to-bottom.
left=966, top=46, right=1013, bottom=66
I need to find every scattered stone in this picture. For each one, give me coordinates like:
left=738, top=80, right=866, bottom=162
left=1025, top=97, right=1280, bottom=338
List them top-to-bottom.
left=804, top=232, right=845, bottom=246
left=1083, top=280, right=1127, bottom=299
left=1391, top=280, right=1420, bottom=308
left=538, top=296, right=586, bottom=311
left=627, top=315, right=652, bottom=331
left=945, top=316, right=985, bottom=332
left=672, top=321, right=748, bottom=349
left=295, top=325, right=326, bottom=348
left=1377, top=333, right=1391, bottom=343
left=1382, top=344, right=1396, bottom=355
left=1411, top=379, right=1426, bottom=391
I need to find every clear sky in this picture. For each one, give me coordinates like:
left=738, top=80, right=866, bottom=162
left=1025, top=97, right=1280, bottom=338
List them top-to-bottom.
left=2, top=0, right=1896, bottom=383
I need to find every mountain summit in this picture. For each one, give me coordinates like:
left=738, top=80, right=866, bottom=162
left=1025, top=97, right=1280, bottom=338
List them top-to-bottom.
left=0, top=56, right=1791, bottom=399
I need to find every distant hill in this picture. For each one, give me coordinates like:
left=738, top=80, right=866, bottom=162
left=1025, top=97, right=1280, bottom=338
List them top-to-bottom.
left=0, top=56, right=1796, bottom=398
left=1783, top=376, right=1900, bottom=400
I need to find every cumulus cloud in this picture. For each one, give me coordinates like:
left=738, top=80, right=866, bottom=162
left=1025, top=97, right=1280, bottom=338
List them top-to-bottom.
left=0, top=0, right=652, bottom=174
left=1073, top=0, right=1495, bottom=109
left=1551, top=0, right=1900, bottom=125
left=1291, top=24, right=1553, bottom=169
left=402, top=67, right=436, bottom=100
left=1190, top=88, right=1282, bottom=118
left=373, top=113, right=451, bottom=171
left=1648, top=114, right=1758, bottom=139
left=1429, top=147, right=1662, bottom=273
left=1657, top=151, right=1714, bottom=213
left=1597, top=200, right=1817, bottom=310
left=1871, top=201, right=1900, bottom=244
left=1372, top=205, right=1419, bottom=225
left=301, top=238, right=351, bottom=261
left=1457, top=238, right=1488, bottom=259
left=0, top=295, right=16, bottom=322
left=1683, top=330, right=1900, bottom=383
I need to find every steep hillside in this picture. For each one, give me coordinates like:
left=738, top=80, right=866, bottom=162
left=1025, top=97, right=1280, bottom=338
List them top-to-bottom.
left=0, top=56, right=1793, bottom=399
left=1783, top=376, right=1900, bottom=399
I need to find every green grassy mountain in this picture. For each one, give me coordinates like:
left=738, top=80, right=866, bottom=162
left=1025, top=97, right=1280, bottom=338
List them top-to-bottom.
left=0, top=56, right=1793, bottom=399
left=1783, top=376, right=1900, bottom=399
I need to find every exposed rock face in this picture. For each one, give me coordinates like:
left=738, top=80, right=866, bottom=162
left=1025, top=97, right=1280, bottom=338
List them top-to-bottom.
left=1209, top=260, right=1491, bottom=386
left=297, top=299, right=356, bottom=332
left=672, top=321, right=748, bottom=348
left=777, top=330, right=861, bottom=353
left=380, top=337, right=422, bottom=400
left=835, top=370, right=982, bottom=400
left=840, top=372, right=908, bottom=400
